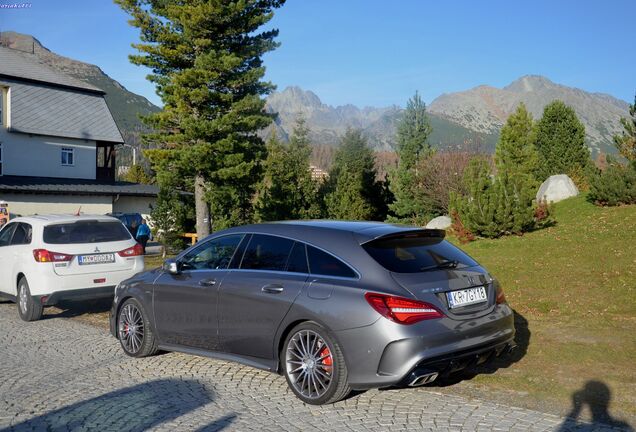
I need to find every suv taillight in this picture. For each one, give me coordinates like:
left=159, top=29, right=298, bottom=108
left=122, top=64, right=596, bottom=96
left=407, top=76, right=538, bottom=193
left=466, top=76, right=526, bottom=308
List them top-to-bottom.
left=118, top=243, right=144, bottom=257
left=33, top=249, right=74, bottom=263
left=365, top=292, right=444, bottom=324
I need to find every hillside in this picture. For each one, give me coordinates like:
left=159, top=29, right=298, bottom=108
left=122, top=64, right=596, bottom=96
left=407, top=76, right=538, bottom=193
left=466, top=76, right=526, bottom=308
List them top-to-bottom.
left=2, top=31, right=629, bottom=158
left=429, top=75, right=630, bottom=156
left=266, top=86, right=498, bottom=152
left=444, top=195, right=636, bottom=423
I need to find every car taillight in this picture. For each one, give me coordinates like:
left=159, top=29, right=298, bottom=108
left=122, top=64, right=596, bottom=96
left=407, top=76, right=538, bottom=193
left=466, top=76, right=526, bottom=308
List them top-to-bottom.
left=118, top=243, right=144, bottom=257
left=33, top=249, right=74, bottom=263
left=495, top=283, right=507, bottom=304
left=364, top=292, right=444, bottom=324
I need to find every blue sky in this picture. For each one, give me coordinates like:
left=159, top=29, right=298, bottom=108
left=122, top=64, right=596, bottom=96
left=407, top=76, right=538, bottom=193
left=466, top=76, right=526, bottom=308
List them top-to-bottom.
left=2, top=0, right=634, bottom=107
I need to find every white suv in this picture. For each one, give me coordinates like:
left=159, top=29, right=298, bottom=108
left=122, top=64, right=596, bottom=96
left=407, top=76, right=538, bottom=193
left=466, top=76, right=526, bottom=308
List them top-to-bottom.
left=0, top=215, right=145, bottom=321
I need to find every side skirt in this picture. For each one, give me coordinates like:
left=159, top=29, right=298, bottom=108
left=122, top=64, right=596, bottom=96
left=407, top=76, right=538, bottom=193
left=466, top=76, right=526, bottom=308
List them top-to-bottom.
left=0, top=293, right=16, bottom=302
left=158, top=343, right=277, bottom=372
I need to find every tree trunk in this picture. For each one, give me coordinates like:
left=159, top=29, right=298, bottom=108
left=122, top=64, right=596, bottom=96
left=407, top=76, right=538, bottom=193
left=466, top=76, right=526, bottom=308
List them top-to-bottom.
left=194, top=174, right=211, bottom=240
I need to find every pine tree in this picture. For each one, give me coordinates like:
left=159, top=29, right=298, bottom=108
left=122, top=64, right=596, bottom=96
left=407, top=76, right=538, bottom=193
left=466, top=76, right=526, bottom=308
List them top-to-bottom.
left=116, top=0, right=284, bottom=235
left=388, top=92, right=433, bottom=224
left=613, top=93, right=636, bottom=163
left=535, top=100, right=591, bottom=181
left=495, top=103, right=539, bottom=185
left=255, top=118, right=319, bottom=221
left=324, top=129, right=384, bottom=220
left=450, top=159, right=540, bottom=239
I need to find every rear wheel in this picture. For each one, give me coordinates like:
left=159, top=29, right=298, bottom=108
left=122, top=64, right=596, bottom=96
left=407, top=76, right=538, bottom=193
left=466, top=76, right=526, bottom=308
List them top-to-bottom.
left=17, top=277, right=43, bottom=322
left=117, top=298, right=157, bottom=357
left=283, top=322, right=351, bottom=405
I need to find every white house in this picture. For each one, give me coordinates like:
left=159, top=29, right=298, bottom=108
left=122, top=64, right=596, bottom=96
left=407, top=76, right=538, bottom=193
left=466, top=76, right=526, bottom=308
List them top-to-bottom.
left=0, top=45, right=158, bottom=217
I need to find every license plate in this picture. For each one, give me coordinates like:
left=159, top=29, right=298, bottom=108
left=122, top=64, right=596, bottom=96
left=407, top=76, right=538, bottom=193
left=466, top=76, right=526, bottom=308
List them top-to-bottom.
left=78, top=253, right=116, bottom=265
left=446, top=286, right=488, bottom=308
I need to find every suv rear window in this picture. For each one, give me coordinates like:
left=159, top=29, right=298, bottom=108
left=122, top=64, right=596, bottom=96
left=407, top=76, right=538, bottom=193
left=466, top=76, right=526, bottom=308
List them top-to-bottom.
left=43, top=221, right=132, bottom=244
left=362, top=234, right=478, bottom=274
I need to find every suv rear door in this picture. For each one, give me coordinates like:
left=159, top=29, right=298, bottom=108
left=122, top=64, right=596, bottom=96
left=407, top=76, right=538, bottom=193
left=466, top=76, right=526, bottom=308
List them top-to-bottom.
left=42, top=220, right=138, bottom=276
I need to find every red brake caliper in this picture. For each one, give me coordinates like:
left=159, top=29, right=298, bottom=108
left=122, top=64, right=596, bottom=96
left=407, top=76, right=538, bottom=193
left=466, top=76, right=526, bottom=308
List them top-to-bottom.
left=319, top=346, right=333, bottom=372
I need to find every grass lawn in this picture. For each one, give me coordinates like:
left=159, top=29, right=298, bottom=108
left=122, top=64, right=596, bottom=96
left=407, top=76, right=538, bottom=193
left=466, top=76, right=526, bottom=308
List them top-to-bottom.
left=442, top=195, right=636, bottom=424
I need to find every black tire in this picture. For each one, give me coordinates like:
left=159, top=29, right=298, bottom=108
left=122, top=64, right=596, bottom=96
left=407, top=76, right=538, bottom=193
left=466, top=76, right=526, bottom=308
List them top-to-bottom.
left=17, top=277, right=43, bottom=322
left=117, top=298, right=158, bottom=357
left=282, top=322, right=351, bottom=405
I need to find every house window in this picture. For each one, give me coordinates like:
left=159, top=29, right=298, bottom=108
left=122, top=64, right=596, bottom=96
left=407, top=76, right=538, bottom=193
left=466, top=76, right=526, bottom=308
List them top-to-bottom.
left=61, top=147, right=74, bottom=166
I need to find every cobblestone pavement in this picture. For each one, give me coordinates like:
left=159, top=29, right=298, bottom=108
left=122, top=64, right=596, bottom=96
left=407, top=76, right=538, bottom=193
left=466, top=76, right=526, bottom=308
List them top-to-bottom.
left=0, top=303, right=629, bottom=432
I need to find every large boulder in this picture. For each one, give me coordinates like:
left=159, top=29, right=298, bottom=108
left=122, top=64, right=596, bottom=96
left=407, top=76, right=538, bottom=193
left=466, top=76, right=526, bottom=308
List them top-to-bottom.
left=536, top=174, right=579, bottom=203
left=425, top=215, right=452, bottom=230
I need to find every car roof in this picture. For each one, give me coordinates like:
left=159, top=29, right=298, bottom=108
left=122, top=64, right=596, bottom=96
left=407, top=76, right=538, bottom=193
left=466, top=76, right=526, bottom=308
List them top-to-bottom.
left=7, top=214, right=120, bottom=226
left=220, top=220, right=432, bottom=244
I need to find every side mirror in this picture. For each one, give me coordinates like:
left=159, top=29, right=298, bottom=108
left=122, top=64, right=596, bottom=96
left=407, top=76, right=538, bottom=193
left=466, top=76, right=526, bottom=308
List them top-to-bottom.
left=162, top=259, right=181, bottom=275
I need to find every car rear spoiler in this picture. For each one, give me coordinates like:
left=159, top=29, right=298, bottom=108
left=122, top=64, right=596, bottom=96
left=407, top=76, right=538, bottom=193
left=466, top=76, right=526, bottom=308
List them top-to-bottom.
left=359, top=228, right=446, bottom=245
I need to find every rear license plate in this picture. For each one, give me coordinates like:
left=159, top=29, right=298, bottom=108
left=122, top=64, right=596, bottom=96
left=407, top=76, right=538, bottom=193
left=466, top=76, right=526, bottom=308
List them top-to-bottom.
left=78, top=253, right=115, bottom=265
left=446, top=286, right=488, bottom=309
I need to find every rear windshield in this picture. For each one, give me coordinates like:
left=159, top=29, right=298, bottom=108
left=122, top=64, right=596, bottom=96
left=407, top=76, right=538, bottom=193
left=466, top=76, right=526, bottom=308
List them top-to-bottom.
left=43, top=221, right=132, bottom=244
left=362, top=235, right=478, bottom=274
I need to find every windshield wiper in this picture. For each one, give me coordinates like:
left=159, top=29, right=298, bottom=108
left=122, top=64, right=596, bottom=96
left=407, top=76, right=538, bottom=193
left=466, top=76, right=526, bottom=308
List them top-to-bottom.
left=420, top=260, right=459, bottom=272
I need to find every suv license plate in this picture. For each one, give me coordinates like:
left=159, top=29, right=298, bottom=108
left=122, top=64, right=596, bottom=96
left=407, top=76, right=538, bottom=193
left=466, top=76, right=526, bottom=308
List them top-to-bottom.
left=78, top=253, right=116, bottom=265
left=446, top=286, right=488, bottom=309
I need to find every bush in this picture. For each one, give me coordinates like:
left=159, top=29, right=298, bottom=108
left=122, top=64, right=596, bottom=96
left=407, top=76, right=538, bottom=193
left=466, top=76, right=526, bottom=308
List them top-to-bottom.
left=450, top=159, right=551, bottom=239
left=588, top=163, right=636, bottom=206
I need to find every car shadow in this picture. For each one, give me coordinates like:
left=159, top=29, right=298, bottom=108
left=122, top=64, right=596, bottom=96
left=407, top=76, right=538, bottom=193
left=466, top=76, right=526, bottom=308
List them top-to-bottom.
left=42, top=298, right=113, bottom=320
left=431, top=307, right=530, bottom=387
left=4, top=378, right=227, bottom=431
left=556, top=381, right=633, bottom=431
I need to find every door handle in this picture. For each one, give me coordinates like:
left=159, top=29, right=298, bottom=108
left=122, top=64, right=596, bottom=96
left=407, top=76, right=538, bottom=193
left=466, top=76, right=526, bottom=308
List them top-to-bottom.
left=198, top=278, right=217, bottom=286
left=261, top=283, right=284, bottom=294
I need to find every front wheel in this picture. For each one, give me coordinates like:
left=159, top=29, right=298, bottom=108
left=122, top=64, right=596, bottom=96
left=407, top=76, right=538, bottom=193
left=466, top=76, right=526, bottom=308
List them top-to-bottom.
left=17, top=277, right=43, bottom=322
left=117, top=298, right=158, bottom=357
left=283, top=322, right=351, bottom=405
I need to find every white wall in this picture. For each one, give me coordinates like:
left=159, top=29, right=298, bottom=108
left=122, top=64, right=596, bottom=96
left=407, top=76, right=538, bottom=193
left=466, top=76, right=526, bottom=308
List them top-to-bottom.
left=0, top=128, right=96, bottom=179
left=0, top=193, right=112, bottom=216
left=113, top=196, right=156, bottom=215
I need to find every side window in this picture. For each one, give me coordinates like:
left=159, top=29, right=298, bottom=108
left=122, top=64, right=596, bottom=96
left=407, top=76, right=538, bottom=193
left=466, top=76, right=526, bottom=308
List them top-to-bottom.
left=61, top=147, right=74, bottom=166
left=0, top=223, right=17, bottom=247
left=10, top=223, right=32, bottom=245
left=180, top=234, right=243, bottom=270
left=240, top=234, right=294, bottom=271
left=286, top=242, right=309, bottom=273
left=307, top=246, right=357, bottom=278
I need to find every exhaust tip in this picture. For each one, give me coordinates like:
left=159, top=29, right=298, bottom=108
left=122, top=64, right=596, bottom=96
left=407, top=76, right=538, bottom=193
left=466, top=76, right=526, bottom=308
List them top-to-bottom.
left=408, top=372, right=439, bottom=387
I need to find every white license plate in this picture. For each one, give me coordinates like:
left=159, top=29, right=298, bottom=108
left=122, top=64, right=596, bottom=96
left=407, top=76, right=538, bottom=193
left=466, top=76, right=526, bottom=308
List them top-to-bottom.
left=78, top=253, right=116, bottom=265
left=446, top=286, right=488, bottom=308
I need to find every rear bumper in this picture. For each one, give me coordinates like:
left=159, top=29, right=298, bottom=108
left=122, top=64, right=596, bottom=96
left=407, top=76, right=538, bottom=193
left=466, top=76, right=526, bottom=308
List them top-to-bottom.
left=33, top=286, right=116, bottom=306
left=334, top=303, right=515, bottom=390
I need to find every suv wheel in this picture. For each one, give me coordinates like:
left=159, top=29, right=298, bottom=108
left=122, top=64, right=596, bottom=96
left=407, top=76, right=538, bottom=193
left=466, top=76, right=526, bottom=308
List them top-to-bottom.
left=17, top=277, right=43, bottom=322
left=117, top=298, right=158, bottom=357
left=283, top=322, right=351, bottom=405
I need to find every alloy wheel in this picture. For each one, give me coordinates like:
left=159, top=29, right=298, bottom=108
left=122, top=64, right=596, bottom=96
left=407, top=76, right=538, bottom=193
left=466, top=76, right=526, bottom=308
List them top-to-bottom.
left=18, top=283, right=28, bottom=313
left=118, top=303, right=145, bottom=354
left=285, top=329, right=334, bottom=400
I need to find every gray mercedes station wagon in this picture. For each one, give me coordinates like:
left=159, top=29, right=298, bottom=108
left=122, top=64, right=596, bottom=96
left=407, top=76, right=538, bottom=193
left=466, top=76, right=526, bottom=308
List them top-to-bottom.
left=110, top=221, right=515, bottom=405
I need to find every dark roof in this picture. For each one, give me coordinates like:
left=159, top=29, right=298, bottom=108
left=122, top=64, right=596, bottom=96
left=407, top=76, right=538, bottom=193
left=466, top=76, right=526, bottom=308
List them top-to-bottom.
left=0, top=47, right=103, bottom=93
left=3, top=79, right=124, bottom=143
left=0, top=175, right=159, bottom=197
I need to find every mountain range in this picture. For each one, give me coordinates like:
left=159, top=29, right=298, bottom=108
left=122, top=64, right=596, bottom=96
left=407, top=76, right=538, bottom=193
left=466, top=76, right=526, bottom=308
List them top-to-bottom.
left=1, top=31, right=630, bottom=159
